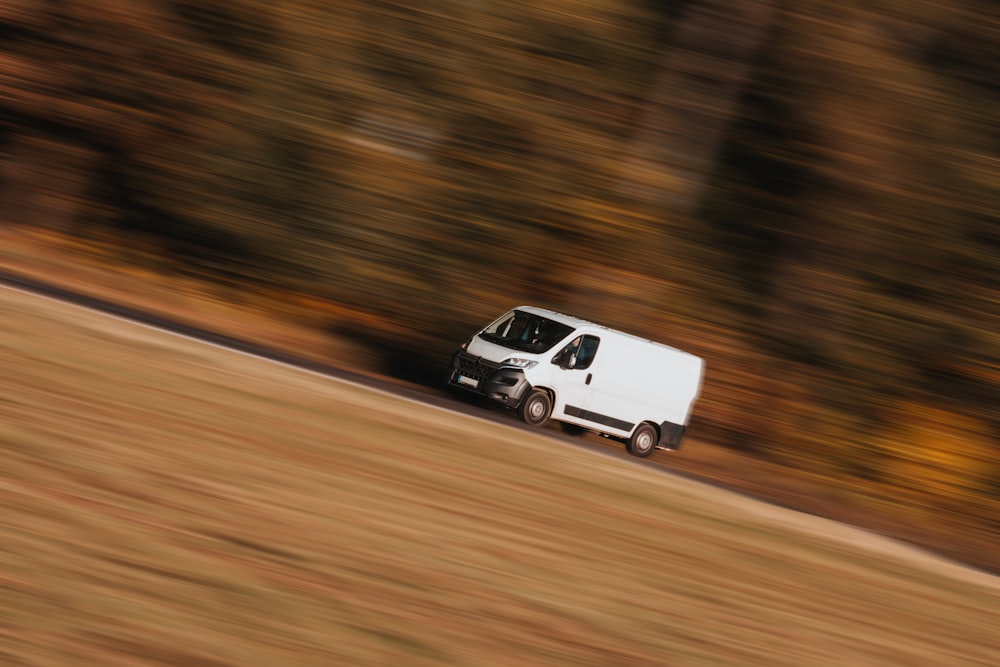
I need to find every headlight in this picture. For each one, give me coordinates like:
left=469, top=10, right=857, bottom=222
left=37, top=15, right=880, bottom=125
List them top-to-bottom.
left=502, top=358, right=537, bottom=369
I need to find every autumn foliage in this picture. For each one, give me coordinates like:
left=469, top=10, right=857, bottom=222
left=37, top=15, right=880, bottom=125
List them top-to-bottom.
left=1, top=1, right=997, bottom=546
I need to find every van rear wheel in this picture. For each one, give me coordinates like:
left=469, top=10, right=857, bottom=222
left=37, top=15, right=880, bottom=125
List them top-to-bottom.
left=519, top=389, right=552, bottom=426
left=627, top=423, right=658, bottom=457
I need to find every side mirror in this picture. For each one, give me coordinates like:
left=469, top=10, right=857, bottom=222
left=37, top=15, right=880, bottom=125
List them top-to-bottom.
left=560, top=351, right=577, bottom=369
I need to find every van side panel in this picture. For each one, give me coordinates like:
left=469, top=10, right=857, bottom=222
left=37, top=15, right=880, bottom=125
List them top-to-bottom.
left=592, top=335, right=699, bottom=419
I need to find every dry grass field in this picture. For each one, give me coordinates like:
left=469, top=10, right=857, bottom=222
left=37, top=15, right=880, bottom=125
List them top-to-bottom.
left=2, top=285, right=999, bottom=666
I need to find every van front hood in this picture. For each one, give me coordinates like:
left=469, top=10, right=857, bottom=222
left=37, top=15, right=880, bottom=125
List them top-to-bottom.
left=466, top=336, right=537, bottom=364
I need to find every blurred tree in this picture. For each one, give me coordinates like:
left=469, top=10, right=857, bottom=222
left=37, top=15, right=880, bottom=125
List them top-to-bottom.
left=0, top=0, right=997, bottom=540
left=621, top=0, right=777, bottom=212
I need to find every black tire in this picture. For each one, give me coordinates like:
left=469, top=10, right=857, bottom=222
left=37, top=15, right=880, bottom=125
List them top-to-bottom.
left=518, top=389, right=552, bottom=426
left=627, top=423, right=658, bottom=457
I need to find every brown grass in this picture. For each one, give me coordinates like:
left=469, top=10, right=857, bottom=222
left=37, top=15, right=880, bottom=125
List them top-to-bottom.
left=2, top=285, right=999, bottom=666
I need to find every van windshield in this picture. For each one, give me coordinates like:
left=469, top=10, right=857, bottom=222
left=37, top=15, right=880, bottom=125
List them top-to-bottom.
left=478, top=310, right=574, bottom=353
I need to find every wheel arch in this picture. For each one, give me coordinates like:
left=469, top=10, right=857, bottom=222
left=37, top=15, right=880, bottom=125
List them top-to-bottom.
left=517, top=383, right=555, bottom=408
left=518, top=386, right=556, bottom=426
left=632, top=419, right=661, bottom=442
left=627, top=420, right=660, bottom=457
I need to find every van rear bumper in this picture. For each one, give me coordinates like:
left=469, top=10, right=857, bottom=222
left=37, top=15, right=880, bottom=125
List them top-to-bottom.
left=657, top=422, right=687, bottom=450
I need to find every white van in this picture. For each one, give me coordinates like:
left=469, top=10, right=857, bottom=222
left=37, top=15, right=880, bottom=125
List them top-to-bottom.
left=447, top=306, right=704, bottom=457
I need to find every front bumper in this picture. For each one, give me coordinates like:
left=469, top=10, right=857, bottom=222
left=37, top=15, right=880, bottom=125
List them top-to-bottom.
left=448, top=351, right=530, bottom=407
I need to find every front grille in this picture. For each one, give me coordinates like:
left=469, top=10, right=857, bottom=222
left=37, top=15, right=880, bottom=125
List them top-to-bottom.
left=455, top=352, right=500, bottom=382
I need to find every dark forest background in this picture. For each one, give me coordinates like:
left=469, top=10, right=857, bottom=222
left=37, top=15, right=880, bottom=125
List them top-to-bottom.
left=2, top=1, right=998, bottom=556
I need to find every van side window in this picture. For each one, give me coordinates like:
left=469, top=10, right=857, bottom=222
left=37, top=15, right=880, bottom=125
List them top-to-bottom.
left=555, top=335, right=600, bottom=370
left=576, top=335, right=600, bottom=369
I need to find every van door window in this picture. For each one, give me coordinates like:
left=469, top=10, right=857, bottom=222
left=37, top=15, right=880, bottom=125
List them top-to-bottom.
left=556, top=335, right=600, bottom=370
left=576, top=335, right=600, bottom=369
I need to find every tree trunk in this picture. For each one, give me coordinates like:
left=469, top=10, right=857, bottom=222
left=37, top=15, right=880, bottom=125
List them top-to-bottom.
left=621, top=0, right=776, bottom=212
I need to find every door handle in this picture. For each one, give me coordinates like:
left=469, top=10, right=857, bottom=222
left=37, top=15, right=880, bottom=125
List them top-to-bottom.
left=586, top=373, right=592, bottom=385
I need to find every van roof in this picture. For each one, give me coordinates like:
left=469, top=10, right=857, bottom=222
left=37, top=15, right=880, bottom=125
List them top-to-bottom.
left=513, top=305, right=699, bottom=360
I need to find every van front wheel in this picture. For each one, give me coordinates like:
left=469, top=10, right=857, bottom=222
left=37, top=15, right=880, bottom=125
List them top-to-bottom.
left=519, top=389, right=552, bottom=427
left=627, top=423, right=658, bottom=457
